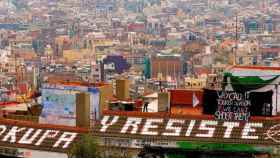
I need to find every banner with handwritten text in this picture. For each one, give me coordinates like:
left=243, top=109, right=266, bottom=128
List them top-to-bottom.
left=215, top=91, right=251, bottom=121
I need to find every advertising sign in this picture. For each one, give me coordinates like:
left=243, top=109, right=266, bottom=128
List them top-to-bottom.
left=40, top=84, right=100, bottom=126
left=88, top=87, right=100, bottom=120
left=40, top=89, right=78, bottom=126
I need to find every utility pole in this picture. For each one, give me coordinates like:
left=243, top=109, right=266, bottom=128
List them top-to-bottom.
left=234, top=13, right=238, bottom=65
left=11, top=42, right=17, bottom=90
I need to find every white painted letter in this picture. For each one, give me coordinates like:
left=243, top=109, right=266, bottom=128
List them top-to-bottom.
left=100, top=116, right=119, bottom=132
left=120, top=117, right=142, bottom=134
left=141, top=119, right=163, bottom=135
left=162, top=119, right=185, bottom=136
left=186, top=120, right=196, bottom=136
left=196, top=120, right=218, bottom=138
left=223, top=122, right=239, bottom=138
left=242, top=123, right=263, bottom=139
left=0, top=125, right=7, bottom=136
left=2, top=126, right=25, bottom=143
left=19, top=128, right=42, bottom=144
left=35, top=130, right=59, bottom=146
left=53, top=132, right=77, bottom=148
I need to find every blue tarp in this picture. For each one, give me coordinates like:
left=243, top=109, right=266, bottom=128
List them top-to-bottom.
left=103, top=55, right=130, bottom=74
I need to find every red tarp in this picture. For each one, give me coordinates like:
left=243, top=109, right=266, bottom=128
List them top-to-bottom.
left=169, top=89, right=203, bottom=106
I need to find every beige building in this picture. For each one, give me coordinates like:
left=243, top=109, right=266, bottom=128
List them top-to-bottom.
left=235, top=40, right=260, bottom=65
left=63, top=49, right=95, bottom=62
left=184, top=77, right=207, bottom=89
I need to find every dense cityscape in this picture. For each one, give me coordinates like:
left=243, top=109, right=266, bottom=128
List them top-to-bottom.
left=0, top=0, right=280, bottom=158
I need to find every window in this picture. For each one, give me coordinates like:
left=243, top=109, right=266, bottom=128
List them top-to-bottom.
left=253, top=56, right=257, bottom=65
left=239, top=57, right=243, bottom=64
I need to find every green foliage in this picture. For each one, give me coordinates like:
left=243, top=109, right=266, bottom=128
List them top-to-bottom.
left=68, top=134, right=132, bottom=158
left=68, top=134, right=101, bottom=158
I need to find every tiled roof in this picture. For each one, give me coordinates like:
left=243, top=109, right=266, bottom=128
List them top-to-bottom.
left=93, top=114, right=280, bottom=146
left=0, top=119, right=87, bottom=153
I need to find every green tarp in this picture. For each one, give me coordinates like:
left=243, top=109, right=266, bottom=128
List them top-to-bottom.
left=223, top=72, right=279, bottom=92
left=176, top=141, right=273, bottom=154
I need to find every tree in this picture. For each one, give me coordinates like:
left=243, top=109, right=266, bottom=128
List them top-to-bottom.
left=68, top=134, right=132, bottom=158
left=68, top=134, right=101, bottom=158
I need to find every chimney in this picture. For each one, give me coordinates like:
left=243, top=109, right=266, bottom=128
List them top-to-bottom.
left=116, top=79, right=129, bottom=100
left=76, top=92, right=91, bottom=128
left=158, top=92, right=170, bottom=112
